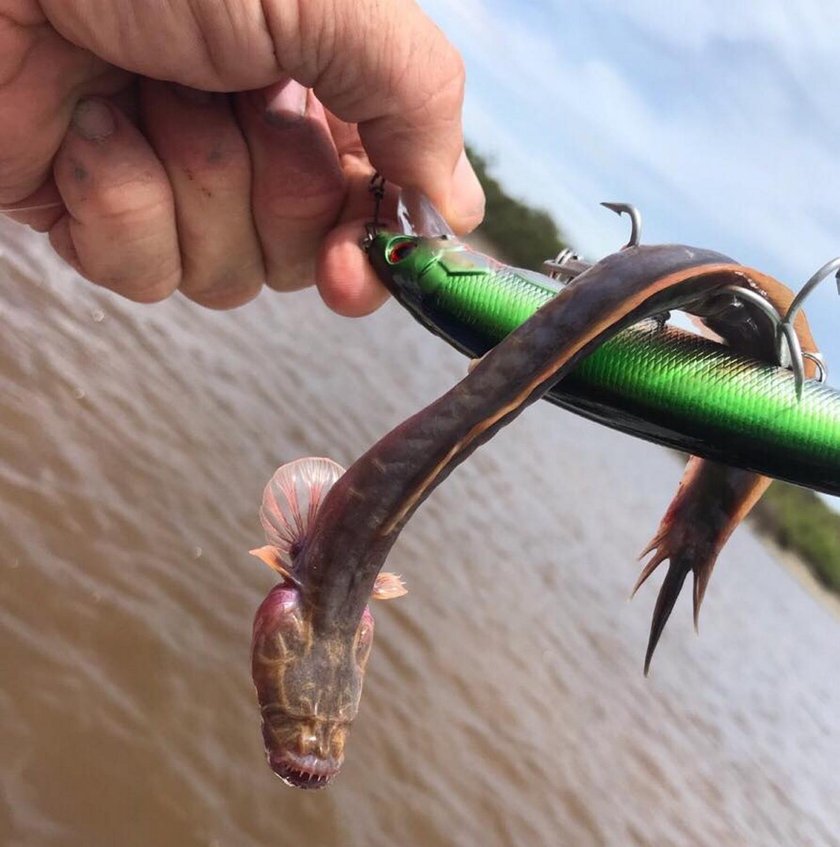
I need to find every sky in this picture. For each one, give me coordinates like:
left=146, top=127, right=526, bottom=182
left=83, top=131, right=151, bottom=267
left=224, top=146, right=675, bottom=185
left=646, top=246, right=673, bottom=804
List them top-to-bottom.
left=421, top=0, right=840, bottom=376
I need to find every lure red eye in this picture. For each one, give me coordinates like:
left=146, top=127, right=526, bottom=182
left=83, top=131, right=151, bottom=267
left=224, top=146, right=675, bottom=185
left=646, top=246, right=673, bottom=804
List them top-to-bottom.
left=387, top=240, right=416, bottom=263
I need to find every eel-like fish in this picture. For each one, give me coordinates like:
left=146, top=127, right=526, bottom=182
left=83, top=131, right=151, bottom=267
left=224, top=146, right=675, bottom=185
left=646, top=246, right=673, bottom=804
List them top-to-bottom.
left=249, top=243, right=789, bottom=788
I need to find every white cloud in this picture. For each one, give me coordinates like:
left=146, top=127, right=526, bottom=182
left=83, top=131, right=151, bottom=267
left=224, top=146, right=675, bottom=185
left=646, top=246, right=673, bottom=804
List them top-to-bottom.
left=420, top=0, right=840, bottom=364
left=600, top=0, right=840, bottom=62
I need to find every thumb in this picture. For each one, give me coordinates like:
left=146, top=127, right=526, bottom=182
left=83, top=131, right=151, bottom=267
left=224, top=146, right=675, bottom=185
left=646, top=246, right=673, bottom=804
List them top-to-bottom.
left=312, top=1, right=485, bottom=231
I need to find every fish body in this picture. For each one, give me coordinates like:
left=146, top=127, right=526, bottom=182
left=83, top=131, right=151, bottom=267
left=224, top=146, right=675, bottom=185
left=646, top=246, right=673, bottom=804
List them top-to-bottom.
left=370, top=233, right=840, bottom=495
left=251, top=241, right=786, bottom=787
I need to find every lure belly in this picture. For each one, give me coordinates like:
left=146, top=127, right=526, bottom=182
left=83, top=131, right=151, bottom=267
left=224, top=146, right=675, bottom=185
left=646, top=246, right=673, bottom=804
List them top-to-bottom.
left=369, top=233, right=840, bottom=496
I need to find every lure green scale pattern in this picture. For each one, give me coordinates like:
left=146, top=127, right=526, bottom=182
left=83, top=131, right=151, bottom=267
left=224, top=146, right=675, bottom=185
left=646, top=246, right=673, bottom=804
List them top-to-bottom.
left=370, top=234, right=840, bottom=495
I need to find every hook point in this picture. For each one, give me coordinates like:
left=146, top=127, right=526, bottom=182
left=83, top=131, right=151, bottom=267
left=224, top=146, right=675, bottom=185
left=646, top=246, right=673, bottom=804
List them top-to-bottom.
left=600, top=201, right=625, bottom=216
left=599, top=202, right=642, bottom=249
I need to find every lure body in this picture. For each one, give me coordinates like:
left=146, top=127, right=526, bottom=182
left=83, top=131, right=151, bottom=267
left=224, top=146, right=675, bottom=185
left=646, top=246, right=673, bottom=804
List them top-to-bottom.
left=370, top=234, right=840, bottom=496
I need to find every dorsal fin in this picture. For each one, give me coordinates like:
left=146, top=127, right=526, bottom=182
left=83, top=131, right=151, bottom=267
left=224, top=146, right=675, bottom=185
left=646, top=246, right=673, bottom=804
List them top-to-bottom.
left=259, top=457, right=345, bottom=571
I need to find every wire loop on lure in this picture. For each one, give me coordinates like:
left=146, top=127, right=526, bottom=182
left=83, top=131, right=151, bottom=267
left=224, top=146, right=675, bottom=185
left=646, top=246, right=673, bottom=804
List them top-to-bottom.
left=362, top=173, right=386, bottom=252
left=776, top=256, right=840, bottom=396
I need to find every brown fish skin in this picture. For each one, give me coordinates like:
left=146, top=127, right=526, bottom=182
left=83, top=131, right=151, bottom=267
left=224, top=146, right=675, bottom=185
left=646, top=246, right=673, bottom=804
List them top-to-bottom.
left=252, top=240, right=783, bottom=787
left=634, top=274, right=820, bottom=673
left=251, top=583, right=374, bottom=788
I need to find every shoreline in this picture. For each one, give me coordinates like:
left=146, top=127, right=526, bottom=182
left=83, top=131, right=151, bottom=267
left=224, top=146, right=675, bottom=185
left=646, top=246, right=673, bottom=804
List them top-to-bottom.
left=754, top=528, right=840, bottom=620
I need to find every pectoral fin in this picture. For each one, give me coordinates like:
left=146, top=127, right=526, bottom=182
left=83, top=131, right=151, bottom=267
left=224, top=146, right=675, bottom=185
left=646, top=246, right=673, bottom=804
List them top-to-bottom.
left=248, top=545, right=302, bottom=586
left=372, top=572, right=408, bottom=600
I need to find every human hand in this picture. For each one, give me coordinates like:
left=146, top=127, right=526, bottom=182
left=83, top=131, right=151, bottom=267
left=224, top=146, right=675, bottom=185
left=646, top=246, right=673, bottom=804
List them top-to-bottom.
left=0, top=0, right=484, bottom=313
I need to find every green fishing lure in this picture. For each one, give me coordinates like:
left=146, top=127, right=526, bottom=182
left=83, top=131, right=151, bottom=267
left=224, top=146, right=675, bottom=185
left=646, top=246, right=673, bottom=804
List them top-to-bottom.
left=368, top=232, right=840, bottom=496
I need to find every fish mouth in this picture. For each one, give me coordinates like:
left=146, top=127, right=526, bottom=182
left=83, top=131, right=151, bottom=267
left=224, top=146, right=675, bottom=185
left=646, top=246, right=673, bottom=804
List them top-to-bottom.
left=268, top=750, right=341, bottom=790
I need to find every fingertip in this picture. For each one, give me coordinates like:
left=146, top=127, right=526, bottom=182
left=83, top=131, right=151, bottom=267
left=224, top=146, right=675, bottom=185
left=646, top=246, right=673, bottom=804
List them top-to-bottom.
left=443, top=149, right=485, bottom=235
left=316, top=223, right=390, bottom=317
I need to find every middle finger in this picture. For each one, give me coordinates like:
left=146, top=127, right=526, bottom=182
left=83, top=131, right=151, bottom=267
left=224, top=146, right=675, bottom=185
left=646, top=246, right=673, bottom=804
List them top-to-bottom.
left=235, top=81, right=346, bottom=292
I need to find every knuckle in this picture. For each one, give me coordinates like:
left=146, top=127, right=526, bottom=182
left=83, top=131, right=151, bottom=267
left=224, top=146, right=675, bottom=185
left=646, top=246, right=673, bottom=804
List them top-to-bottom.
left=166, top=136, right=252, bottom=192
left=55, top=152, right=173, bottom=226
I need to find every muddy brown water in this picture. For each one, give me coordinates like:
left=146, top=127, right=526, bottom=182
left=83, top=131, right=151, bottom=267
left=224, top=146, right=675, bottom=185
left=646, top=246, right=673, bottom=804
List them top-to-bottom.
left=1, top=218, right=838, bottom=847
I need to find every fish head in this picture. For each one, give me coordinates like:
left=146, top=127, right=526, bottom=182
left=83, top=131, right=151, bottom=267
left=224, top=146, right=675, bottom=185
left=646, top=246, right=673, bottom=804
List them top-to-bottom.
left=251, top=583, right=375, bottom=789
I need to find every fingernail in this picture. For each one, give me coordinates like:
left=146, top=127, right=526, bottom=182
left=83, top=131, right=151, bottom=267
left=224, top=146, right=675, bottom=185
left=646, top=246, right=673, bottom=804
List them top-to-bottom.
left=260, top=79, right=309, bottom=124
left=172, top=83, right=216, bottom=105
left=72, top=99, right=115, bottom=141
left=449, top=150, right=485, bottom=227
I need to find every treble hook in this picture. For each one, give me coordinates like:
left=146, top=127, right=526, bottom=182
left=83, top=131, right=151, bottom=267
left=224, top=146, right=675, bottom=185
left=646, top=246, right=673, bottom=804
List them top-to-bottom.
left=361, top=173, right=386, bottom=251
left=601, top=202, right=642, bottom=249
left=777, top=256, right=840, bottom=398
left=715, top=283, right=807, bottom=389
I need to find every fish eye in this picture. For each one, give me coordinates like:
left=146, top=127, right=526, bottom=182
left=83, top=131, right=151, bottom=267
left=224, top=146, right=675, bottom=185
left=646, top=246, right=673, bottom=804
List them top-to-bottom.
left=387, top=239, right=416, bottom=264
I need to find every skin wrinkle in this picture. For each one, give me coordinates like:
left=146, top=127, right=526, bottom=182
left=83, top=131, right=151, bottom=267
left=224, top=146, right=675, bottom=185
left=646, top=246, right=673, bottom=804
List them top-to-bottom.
left=185, top=0, right=227, bottom=87
left=255, top=0, right=284, bottom=73
left=259, top=0, right=311, bottom=82
left=38, top=1, right=272, bottom=88
left=1, top=3, right=46, bottom=27
left=0, top=15, right=40, bottom=88
left=354, top=53, right=464, bottom=188
left=64, top=170, right=165, bottom=216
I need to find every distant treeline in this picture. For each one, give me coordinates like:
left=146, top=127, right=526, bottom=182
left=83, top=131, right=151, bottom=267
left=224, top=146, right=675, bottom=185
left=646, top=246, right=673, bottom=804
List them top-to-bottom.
left=468, top=144, right=840, bottom=596
left=467, top=147, right=568, bottom=269
left=752, top=485, right=840, bottom=592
